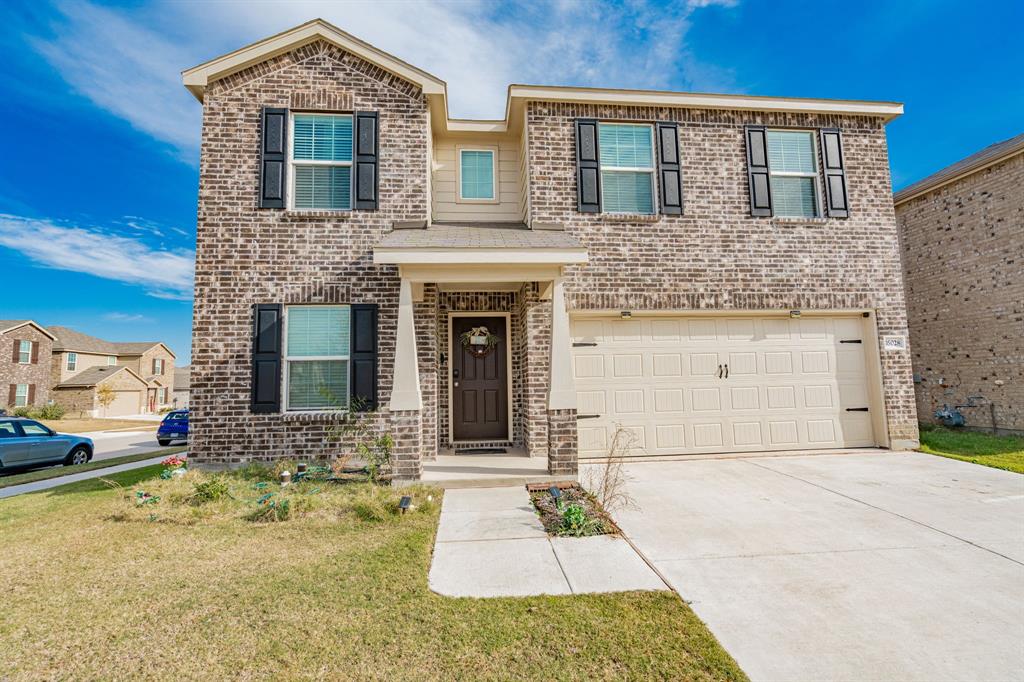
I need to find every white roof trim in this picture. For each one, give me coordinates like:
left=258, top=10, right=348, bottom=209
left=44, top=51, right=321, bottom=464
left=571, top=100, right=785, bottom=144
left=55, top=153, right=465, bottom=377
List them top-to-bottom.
left=182, top=18, right=446, bottom=101
left=374, top=247, right=589, bottom=265
left=0, top=320, right=56, bottom=340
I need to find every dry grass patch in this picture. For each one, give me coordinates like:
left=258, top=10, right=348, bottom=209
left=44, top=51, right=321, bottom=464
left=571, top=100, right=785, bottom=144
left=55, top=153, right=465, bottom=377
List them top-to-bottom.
left=38, top=418, right=159, bottom=433
left=0, top=464, right=746, bottom=681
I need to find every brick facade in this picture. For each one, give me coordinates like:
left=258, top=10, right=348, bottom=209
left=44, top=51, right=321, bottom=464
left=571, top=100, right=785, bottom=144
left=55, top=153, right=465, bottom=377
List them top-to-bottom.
left=190, top=41, right=428, bottom=466
left=527, top=102, right=920, bottom=449
left=896, top=151, right=1024, bottom=433
left=1, top=325, right=52, bottom=409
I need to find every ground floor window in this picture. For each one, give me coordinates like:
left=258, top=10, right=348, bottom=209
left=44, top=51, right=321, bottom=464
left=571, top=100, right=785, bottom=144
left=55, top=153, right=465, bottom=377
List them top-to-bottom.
left=284, top=305, right=350, bottom=411
left=14, top=384, right=29, bottom=407
left=158, top=388, right=167, bottom=404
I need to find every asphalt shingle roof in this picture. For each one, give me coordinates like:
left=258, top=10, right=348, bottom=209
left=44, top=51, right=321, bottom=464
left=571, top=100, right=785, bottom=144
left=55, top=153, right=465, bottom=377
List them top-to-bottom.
left=895, top=133, right=1024, bottom=204
left=376, top=222, right=583, bottom=250
left=48, top=327, right=165, bottom=356
left=56, top=366, right=135, bottom=388
left=174, top=366, right=191, bottom=391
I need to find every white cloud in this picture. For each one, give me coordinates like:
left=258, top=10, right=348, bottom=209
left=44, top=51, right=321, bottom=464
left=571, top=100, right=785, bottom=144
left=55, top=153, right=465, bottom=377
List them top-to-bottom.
left=31, top=0, right=738, bottom=160
left=0, top=213, right=194, bottom=301
left=103, top=312, right=151, bottom=322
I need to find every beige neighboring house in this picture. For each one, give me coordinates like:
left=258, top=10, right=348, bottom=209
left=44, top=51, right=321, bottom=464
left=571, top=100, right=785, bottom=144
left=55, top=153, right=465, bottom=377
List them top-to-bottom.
left=895, top=133, right=1024, bottom=434
left=0, top=320, right=55, bottom=411
left=49, top=327, right=176, bottom=417
left=173, top=366, right=190, bottom=408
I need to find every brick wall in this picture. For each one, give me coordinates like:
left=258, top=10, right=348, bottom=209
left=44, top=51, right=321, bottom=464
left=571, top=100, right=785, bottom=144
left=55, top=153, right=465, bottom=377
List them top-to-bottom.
left=190, top=40, right=428, bottom=466
left=526, top=102, right=920, bottom=448
left=896, top=152, right=1024, bottom=433
left=1, top=326, right=52, bottom=409
left=135, top=346, right=176, bottom=401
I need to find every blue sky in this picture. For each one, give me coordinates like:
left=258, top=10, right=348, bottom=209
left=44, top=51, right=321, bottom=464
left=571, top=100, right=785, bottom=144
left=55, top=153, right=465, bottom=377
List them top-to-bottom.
left=1, top=0, right=1021, bottom=365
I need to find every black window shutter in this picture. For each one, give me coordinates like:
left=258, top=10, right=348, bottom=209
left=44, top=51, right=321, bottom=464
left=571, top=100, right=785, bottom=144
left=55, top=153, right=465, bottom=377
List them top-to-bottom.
left=260, top=107, right=288, bottom=209
left=354, top=111, right=379, bottom=210
left=575, top=119, right=601, bottom=213
left=656, top=122, right=684, bottom=215
left=744, top=126, right=773, bottom=217
left=820, top=128, right=849, bottom=218
left=251, top=304, right=282, bottom=413
left=349, top=304, right=378, bottom=411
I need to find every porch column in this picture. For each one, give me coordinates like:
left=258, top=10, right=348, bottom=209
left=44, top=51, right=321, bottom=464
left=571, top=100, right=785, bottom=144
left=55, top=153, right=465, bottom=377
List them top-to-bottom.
left=547, top=277, right=578, bottom=476
left=390, top=278, right=422, bottom=411
left=548, top=278, right=576, bottom=410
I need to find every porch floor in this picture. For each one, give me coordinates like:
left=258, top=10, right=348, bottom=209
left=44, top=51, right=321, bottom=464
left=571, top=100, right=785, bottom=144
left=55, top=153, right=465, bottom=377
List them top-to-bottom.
left=418, top=449, right=575, bottom=489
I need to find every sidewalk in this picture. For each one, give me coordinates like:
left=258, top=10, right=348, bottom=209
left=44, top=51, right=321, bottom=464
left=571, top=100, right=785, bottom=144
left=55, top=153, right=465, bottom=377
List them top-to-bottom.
left=0, top=455, right=170, bottom=500
left=428, top=486, right=667, bottom=597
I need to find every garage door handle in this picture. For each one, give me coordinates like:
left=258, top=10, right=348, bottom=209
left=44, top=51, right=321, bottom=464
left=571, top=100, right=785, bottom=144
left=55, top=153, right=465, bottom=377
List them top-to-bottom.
left=840, top=339, right=862, bottom=344
left=573, top=342, right=597, bottom=347
left=717, top=364, right=723, bottom=378
left=724, top=364, right=729, bottom=379
left=846, top=407, right=869, bottom=412
left=576, top=414, right=601, bottom=420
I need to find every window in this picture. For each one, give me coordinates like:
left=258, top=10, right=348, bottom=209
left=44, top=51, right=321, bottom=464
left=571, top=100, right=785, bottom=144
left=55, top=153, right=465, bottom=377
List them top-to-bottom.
left=290, top=113, right=353, bottom=210
left=598, top=123, right=656, bottom=214
left=766, top=130, right=820, bottom=218
left=459, top=149, right=496, bottom=200
left=284, top=305, right=350, bottom=411
left=18, top=340, right=31, bottom=364
left=66, top=352, right=77, bottom=371
left=107, top=356, right=117, bottom=366
left=153, top=358, right=164, bottom=375
left=14, top=384, right=28, bottom=407
left=158, top=388, right=167, bottom=404
left=20, top=420, right=50, bottom=436
left=0, top=422, right=16, bottom=438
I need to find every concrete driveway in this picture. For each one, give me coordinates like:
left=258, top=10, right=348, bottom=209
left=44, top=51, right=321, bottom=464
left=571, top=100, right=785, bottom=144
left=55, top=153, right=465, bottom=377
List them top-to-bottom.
left=596, top=451, right=1024, bottom=681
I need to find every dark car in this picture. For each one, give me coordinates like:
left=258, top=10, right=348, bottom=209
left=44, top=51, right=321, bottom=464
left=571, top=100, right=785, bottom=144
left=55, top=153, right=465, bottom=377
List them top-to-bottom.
left=157, top=410, right=189, bottom=446
left=0, top=417, right=94, bottom=471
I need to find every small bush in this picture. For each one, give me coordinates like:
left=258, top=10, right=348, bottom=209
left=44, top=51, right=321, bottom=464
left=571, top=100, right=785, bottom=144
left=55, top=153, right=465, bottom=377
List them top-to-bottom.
left=37, top=403, right=66, bottom=420
left=12, top=406, right=35, bottom=418
left=191, top=477, right=230, bottom=504
left=559, top=503, right=604, bottom=537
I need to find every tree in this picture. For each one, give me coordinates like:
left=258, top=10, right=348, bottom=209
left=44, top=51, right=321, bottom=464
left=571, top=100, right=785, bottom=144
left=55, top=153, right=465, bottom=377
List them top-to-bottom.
left=96, top=384, right=116, bottom=417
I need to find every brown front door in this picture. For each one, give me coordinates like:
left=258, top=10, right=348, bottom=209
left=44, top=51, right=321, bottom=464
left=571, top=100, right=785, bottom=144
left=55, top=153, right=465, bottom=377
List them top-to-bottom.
left=452, top=316, right=508, bottom=441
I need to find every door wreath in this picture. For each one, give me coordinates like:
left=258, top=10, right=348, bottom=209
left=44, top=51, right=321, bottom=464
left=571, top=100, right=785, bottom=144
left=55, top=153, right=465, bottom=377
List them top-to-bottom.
left=459, top=325, right=501, bottom=358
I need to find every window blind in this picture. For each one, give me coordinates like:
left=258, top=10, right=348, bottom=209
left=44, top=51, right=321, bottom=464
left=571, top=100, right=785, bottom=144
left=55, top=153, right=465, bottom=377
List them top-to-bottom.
left=293, top=115, right=353, bottom=162
left=766, top=131, right=816, bottom=173
left=460, top=150, right=494, bottom=199
left=293, top=166, right=352, bottom=210
left=601, top=171, right=655, bottom=214
left=287, top=306, right=350, bottom=357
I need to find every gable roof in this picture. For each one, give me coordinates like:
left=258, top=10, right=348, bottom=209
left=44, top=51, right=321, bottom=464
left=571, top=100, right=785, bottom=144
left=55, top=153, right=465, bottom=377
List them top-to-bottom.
left=182, top=18, right=904, bottom=135
left=895, top=133, right=1024, bottom=205
left=0, top=320, right=56, bottom=340
left=48, top=327, right=176, bottom=358
left=113, top=341, right=175, bottom=357
left=56, top=365, right=147, bottom=388
left=174, top=366, right=191, bottom=391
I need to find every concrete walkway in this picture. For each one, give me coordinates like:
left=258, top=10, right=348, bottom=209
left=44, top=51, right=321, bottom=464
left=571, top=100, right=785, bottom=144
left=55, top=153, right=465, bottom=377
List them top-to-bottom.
left=594, top=451, right=1024, bottom=682
left=0, top=455, right=169, bottom=500
left=429, top=486, right=666, bottom=597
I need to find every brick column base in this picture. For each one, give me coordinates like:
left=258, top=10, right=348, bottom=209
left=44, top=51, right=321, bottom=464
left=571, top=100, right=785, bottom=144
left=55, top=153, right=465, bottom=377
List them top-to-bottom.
left=547, top=408, right=578, bottom=475
left=390, top=409, right=423, bottom=481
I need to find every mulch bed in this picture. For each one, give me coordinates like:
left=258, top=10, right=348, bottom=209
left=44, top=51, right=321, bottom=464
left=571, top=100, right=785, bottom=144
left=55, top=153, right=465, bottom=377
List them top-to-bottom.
left=527, top=483, right=620, bottom=537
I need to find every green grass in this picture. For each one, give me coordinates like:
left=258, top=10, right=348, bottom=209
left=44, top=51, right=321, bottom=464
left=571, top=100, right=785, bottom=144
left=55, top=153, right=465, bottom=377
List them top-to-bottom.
left=918, top=425, right=1024, bottom=474
left=0, top=447, right=187, bottom=489
left=0, top=465, right=747, bottom=680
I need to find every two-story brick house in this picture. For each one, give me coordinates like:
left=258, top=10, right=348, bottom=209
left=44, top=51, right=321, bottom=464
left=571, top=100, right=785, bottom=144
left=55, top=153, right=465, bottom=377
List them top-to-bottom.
left=182, top=19, right=918, bottom=478
left=0, top=320, right=55, bottom=410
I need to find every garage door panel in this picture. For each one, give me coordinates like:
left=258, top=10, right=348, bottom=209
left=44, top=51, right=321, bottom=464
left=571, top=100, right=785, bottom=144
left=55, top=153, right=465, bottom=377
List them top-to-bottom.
left=572, top=315, right=878, bottom=458
left=107, top=390, right=141, bottom=417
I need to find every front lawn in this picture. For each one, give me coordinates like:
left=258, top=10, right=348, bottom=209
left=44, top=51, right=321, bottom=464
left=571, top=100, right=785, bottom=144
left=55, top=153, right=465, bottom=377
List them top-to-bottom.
left=37, top=417, right=159, bottom=433
left=918, top=424, right=1024, bottom=474
left=0, top=447, right=186, bottom=489
left=0, top=465, right=746, bottom=680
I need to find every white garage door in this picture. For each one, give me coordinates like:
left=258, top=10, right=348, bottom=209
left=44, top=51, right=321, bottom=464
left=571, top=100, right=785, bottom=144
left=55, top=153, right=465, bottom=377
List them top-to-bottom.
left=572, top=315, right=878, bottom=458
left=105, top=390, right=142, bottom=417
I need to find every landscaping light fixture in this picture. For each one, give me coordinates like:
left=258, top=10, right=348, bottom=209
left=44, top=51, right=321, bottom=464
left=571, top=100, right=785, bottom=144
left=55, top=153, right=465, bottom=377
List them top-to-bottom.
left=789, top=310, right=801, bottom=318
left=620, top=311, right=632, bottom=320
left=297, top=463, right=307, bottom=474
left=279, top=471, right=291, bottom=486
left=548, top=486, right=563, bottom=511
left=399, top=496, right=412, bottom=514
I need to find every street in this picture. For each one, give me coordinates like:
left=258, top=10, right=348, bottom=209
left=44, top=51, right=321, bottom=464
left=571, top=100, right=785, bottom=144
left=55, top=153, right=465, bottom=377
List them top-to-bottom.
left=87, top=430, right=182, bottom=461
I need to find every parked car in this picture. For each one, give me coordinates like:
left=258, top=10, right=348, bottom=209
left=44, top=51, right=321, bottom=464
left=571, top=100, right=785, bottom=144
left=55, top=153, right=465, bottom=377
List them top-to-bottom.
left=157, top=410, right=189, bottom=446
left=0, top=417, right=94, bottom=471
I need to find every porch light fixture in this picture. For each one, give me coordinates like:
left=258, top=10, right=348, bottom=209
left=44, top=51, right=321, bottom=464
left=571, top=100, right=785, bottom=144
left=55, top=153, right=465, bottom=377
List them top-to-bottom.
left=789, top=310, right=801, bottom=318
left=620, top=311, right=632, bottom=320
left=399, top=496, right=412, bottom=514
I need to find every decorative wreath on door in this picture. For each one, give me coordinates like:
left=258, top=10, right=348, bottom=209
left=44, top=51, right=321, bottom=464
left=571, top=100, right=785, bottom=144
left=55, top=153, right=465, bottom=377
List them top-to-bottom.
left=459, top=326, right=502, bottom=358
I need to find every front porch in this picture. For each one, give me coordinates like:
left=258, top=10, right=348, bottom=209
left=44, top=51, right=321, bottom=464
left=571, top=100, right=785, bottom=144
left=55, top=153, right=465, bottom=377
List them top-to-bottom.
left=373, top=222, right=588, bottom=482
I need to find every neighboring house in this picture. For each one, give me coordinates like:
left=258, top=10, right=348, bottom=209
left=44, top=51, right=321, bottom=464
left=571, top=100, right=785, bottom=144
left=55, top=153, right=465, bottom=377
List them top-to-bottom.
left=182, top=19, right=918, bottom=479
left=895, top=134, right=1024, bottom=434
left=0, top=320, right=55, bottom=411
left=48, top=327, right=176, bottom=417
left=173, top=366, right=190, bottom=408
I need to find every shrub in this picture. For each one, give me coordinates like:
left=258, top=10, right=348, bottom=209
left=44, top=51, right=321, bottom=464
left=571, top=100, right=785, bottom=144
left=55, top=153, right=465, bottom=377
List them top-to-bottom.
left=37, top=403, right=66, bottom=420
left=12, top=406, right=35, bottom=418
left=191, top=477, right=230, bottom=504
left=558, top=503, right=604, bottom=537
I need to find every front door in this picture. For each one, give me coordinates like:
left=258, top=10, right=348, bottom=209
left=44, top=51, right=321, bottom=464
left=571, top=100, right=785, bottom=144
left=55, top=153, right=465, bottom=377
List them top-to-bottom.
left=452, top=315, right=508, bottom=441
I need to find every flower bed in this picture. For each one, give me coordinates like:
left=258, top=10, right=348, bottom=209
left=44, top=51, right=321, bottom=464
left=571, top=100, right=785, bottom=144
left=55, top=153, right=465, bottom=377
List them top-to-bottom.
left=528, top=483, right=620, bottom=537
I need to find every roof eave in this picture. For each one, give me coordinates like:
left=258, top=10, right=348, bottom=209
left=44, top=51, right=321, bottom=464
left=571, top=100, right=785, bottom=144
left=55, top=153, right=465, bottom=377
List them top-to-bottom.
left=894, top=140, right=1024, bottom=205
left=373, top=247, right=589, bottom=265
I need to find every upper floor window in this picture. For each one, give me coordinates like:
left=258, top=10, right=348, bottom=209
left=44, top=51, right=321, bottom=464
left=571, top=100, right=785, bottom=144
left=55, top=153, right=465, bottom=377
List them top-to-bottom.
left=290, top=113, right=353, bottom=210
left=599, top=123, right=656, bottom=214
left=766, top=130, right=820, bottom=218
left=459, top=149, right=496, bottom=201
left=284, top=305, right=350, bottom=411
left=18, top=340, right=31, bottom=364
left=66, top=352, right=77, bottom=371
left=107, top=355, right=117, bottom=366
left=153, top=358, right=165, bottom=375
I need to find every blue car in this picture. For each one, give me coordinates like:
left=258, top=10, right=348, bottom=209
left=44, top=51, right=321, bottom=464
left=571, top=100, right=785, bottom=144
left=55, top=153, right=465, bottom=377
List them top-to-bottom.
left=157, top=410, right=189, bottom=446
left=0, top=417, right=94, bottom=471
